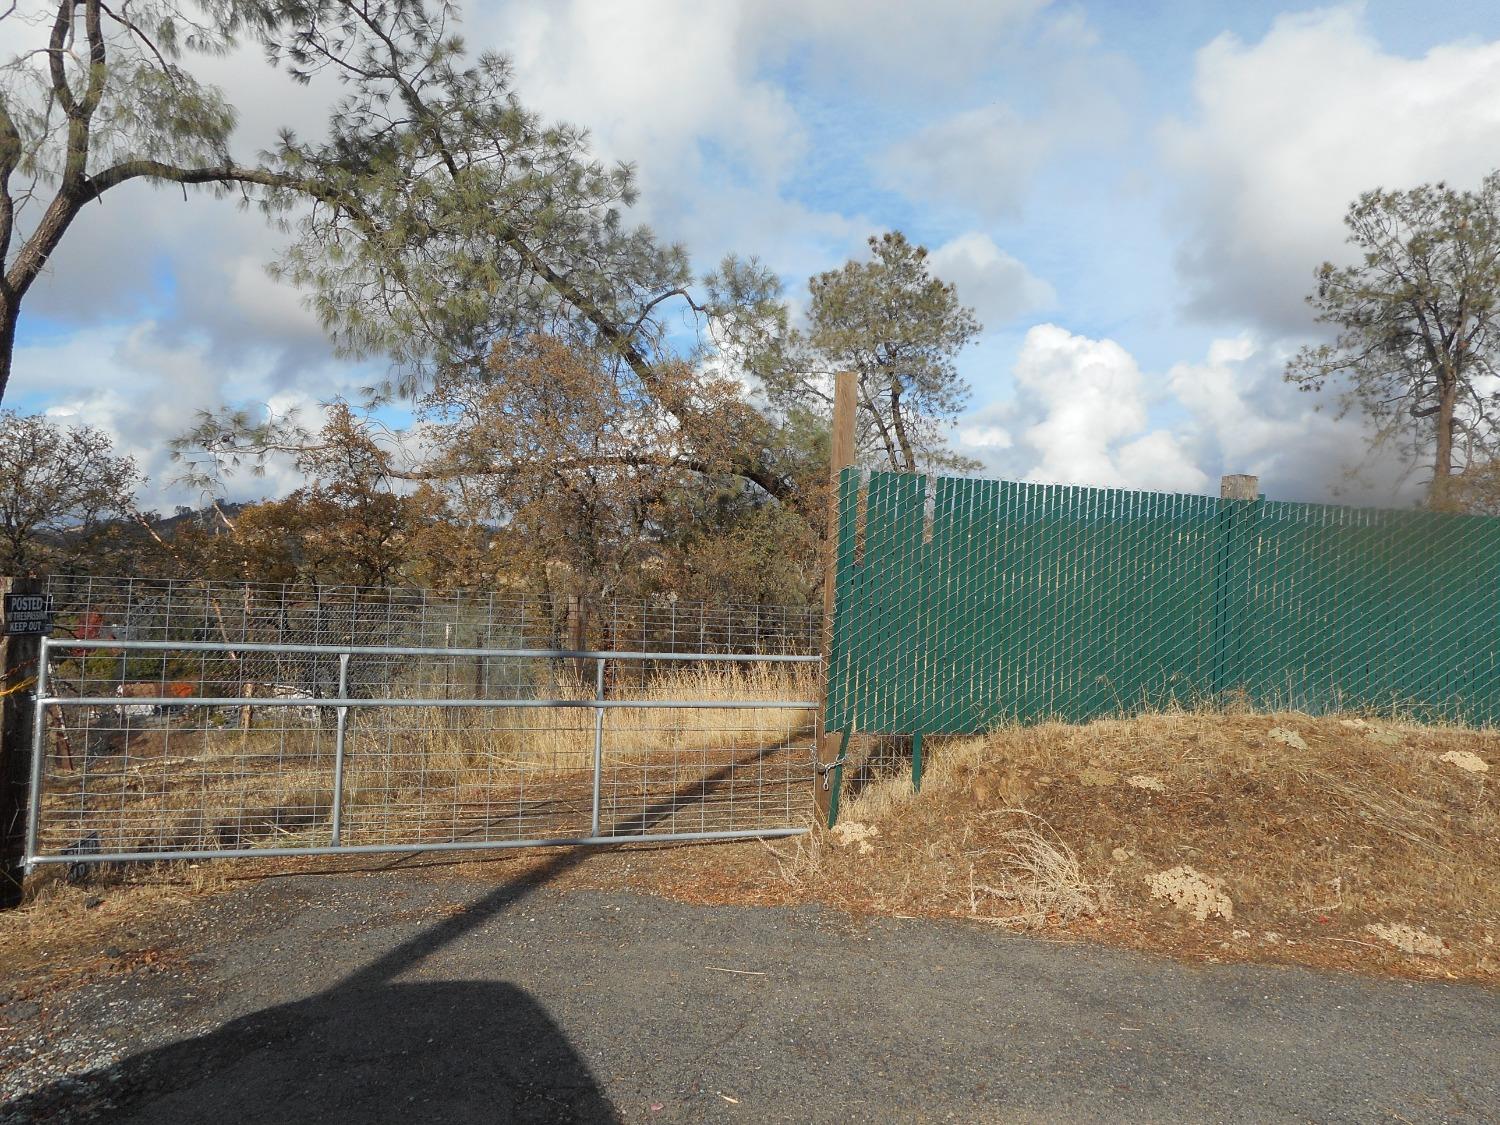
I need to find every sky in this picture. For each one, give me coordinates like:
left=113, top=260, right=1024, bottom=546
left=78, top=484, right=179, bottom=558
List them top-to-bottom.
left=9, top=0, right=1500, bottom=509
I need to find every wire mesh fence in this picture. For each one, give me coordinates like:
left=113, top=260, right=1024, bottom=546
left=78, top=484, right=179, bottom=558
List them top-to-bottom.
left=826, top=469, right=1500, bottom=734
left=42, top=575, right=821, bottom=657
left=26, top=578, right=821, bottom=865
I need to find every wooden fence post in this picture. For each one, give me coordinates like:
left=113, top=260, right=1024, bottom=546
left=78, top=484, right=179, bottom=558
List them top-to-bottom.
left=815, top=372, right=857, bottom=825
left=1, top=577, right=45, bottom=909
left=567, top=593, right=590, bottom=685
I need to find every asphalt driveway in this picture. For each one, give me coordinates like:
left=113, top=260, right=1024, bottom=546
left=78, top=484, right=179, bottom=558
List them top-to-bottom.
left=2, top=858, right=1496, bottom=1123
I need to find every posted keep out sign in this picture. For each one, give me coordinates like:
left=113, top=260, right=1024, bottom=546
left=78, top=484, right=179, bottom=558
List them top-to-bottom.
left=3, top=593, right=53, bottom=636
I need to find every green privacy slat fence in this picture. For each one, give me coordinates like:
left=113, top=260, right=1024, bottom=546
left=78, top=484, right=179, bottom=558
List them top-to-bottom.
left=824, top=469, right=1500, bottom=733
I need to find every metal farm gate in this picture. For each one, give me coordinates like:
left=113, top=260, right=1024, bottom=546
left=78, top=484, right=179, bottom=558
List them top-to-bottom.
left=23, top=580, right=819, bottom=868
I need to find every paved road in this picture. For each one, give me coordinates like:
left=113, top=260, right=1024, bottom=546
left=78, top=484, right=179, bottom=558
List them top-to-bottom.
left=2, top=861, right=1497, bottom=1123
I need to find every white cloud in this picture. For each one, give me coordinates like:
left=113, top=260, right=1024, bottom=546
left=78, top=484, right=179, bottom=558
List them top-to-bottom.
left=487, top=0, right=1063, bottom=249
left=497, top=1, right=806, bottom=188
left=1041, top=6, right=1101, bottom=50
left=1162, top=6, right=1500, bottom=330
left=876, top=34, right=1133, bottom=219
left=880, top=104, right=1057, bottom=219
left=652, top=181, right=866, bottom=292
left=928, top=233, right=1054, bottom=328
left=224, top=256, right=326, bottom=348
left=10, top=322, right=356, bottom=509
left=953, top=324, right=1421, bottom=504
left=1009, top=324, right=1206, bottom=491
left=1164, top=332, right=1417, bottom=504
left=1166, top=335, right=1292, bottom=469
left=955, top=422, right=1013, bottom=451
left=1115, top=431, right=1206, bottom=494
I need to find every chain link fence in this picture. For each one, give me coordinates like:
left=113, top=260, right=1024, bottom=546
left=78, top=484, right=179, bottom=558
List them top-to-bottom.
left=826, top=469, right=1500, bottom=735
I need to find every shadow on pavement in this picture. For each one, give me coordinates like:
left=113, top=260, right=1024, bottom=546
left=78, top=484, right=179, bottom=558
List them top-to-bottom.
left=4, top=736, right=807, bottom=1122
left=5, top=981, right=616, bottom=1124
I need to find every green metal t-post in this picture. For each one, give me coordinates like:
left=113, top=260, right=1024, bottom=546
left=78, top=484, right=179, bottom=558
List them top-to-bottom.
left=826, top=726, right=851, bottom=829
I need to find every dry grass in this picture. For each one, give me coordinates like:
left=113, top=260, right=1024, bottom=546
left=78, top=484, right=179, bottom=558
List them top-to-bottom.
left=346, top=661, right=816, bottom=783
left=778, top=709, right=1499, bottom=980
left=963, top=810, right=1106, bottom=929
left=0, top=860, right=235, bottom=999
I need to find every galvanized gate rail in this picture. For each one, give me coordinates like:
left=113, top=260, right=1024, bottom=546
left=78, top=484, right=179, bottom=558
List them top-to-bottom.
left=26, top=638, right=818, bottom=868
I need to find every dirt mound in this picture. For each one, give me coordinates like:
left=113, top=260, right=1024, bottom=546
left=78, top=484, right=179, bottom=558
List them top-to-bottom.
left=772, top=711, right=1499, bottom=982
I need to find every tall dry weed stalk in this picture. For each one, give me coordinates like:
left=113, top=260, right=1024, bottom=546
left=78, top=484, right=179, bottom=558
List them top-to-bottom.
left=967, top=809, right=1106, bottom=928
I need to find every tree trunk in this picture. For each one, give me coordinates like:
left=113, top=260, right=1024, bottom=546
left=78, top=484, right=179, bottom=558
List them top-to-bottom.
left=0, top=295, right=16, bottom=405
left=857, top=374, right=901, bottom=471
left=1431, top=375, right=1459, bottom=505
left=889, top=384, right=917, bottom=473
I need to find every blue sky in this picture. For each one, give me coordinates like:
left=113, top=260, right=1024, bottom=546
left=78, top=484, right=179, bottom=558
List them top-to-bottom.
left=9, top=0, right=1500, bottom=507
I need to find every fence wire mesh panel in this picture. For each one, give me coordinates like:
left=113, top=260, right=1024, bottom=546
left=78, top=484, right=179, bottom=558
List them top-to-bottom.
left=825, top=469, right=1500, bottom=734
left=42, top=575, right=820, bottom=657
left=26, top=580, right=819, bottom=865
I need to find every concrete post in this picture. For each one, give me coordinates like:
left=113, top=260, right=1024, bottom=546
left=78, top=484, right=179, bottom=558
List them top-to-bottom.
left=1220, top=474, right=1260, bottom=501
